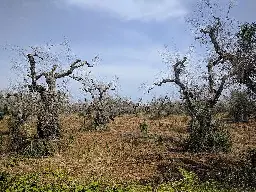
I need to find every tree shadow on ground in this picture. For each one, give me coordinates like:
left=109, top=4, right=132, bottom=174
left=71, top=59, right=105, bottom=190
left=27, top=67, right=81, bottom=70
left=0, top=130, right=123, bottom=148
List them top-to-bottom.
left=0, top=130, right=9, bottom=135
left=137, top=149, right=256, bottom=190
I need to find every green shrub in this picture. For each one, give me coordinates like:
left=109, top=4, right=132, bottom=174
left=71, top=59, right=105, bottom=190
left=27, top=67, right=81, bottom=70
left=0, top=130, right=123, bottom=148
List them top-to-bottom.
left=185, top=118, right=232, bottom=153
left=139, top=120, right=148, bottom=137
left=18, top=138, right=58, bottom=158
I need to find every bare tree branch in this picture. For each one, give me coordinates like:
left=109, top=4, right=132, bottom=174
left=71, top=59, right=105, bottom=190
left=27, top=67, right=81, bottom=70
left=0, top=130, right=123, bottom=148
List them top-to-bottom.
left=200, top=17, right=224, bottom=57
left=148, top=57, right=187, bottom=92
left=149, top=57, right=197, bottom=117
left=55, top=60, right=92, bottom=79
left=209, top=75, right=228, bottom=107
left=148, top=78, right=175, bottom=92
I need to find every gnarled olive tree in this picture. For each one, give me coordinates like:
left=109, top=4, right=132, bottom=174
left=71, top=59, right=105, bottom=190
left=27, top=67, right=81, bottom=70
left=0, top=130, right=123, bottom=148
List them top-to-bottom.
left=149, top=2, right=236, bottom=152
left=234, top=22, right=256, bottom=94
left=7, top=41, right=95, bottom=141
left=26, top=52, right=93, bottom=139
left=27, top=52, right=92, bottom=139
left=72, top=75, right=119, bottom=130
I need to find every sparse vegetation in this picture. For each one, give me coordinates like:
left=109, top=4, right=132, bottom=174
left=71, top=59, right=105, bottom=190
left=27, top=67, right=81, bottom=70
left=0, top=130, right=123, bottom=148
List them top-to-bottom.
left=0, top=0, right=256, bottom=191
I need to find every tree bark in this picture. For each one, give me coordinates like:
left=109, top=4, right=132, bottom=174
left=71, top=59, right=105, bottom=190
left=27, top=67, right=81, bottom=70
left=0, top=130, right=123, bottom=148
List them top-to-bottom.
left=37, top=91, right=60, bottom=139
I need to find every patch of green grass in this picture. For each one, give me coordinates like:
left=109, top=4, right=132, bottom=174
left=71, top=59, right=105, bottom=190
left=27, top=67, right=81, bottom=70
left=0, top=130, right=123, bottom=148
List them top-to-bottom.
left=0, top=167, right=250, bottom=192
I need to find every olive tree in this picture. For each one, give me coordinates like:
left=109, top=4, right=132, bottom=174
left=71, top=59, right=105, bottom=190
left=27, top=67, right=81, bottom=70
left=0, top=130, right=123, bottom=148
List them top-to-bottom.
left=148, top=1, right=237, bottom=152
left=233, top=22, right=256, bottom=94
left=7, top=41, right=95, bottom=140
left=26, top=53, right=93, bottom=139
left=72, top=75, right=119, bottom=130
left=5, top=89, right=39, bottom=152
left=0, top=90, right=9, bottom=120
left=228, top=90, right=256, bottom=122
left=146, top=96, right=182, bottom=119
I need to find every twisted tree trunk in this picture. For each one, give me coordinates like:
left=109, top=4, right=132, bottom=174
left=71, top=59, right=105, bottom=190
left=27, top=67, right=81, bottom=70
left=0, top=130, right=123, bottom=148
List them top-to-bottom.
left=27, top=53, right=92, bottom=139
left=37, top=91, right=60, bottom=139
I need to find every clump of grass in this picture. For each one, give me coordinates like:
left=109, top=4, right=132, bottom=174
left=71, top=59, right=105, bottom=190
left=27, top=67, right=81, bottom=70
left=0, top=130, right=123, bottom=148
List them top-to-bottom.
left=139, top=119, right=149, bottom=137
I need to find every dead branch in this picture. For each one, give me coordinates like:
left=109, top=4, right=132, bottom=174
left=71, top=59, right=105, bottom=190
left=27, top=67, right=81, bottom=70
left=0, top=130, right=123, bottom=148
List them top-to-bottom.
left=55, top=60, right=92, bottom=79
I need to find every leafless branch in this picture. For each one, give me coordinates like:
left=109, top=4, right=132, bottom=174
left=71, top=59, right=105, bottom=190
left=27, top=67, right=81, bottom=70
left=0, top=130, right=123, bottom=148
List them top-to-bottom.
left=200, top=17, right=224, bottom=56
left=55, top=60, right=92, bottom=79
left=209, top=75, right=228, bottom=107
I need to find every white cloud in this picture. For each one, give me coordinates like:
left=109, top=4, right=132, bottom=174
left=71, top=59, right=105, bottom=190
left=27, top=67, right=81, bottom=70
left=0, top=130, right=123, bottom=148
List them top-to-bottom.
left=64, top=0, right=187, bottom=21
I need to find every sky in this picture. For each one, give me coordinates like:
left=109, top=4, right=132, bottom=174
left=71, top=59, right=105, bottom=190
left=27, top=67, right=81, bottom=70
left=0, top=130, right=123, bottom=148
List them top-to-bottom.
left=0, top=0, right=256, bottom=102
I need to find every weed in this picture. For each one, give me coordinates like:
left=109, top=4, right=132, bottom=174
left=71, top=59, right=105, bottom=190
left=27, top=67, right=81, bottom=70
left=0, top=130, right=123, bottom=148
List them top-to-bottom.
left=139, top=120, right=148, bottom=137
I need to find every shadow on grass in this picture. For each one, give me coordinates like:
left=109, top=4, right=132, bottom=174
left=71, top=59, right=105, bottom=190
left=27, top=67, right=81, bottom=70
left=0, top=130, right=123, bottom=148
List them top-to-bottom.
left=0, top=130, right=9, bottom=136
left=138, top=149, right=256, bottom=190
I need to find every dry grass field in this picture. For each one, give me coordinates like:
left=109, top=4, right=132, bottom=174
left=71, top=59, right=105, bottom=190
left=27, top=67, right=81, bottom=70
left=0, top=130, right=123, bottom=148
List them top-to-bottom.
left=0, top=114, right=256, bottom=189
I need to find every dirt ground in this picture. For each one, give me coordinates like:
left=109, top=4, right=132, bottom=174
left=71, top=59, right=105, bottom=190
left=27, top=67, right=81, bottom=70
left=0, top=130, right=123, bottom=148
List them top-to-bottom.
left=0, top=114, right=255, bottom=187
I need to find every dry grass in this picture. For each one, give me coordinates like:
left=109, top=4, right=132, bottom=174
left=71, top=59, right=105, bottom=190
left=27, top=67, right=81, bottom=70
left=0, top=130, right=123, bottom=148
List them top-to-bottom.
left=0, top=114, right=256, bottom=186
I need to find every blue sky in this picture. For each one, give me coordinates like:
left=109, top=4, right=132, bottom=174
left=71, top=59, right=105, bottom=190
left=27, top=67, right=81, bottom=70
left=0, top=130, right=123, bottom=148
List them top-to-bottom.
left=0, top=0, right=255, bottom=102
